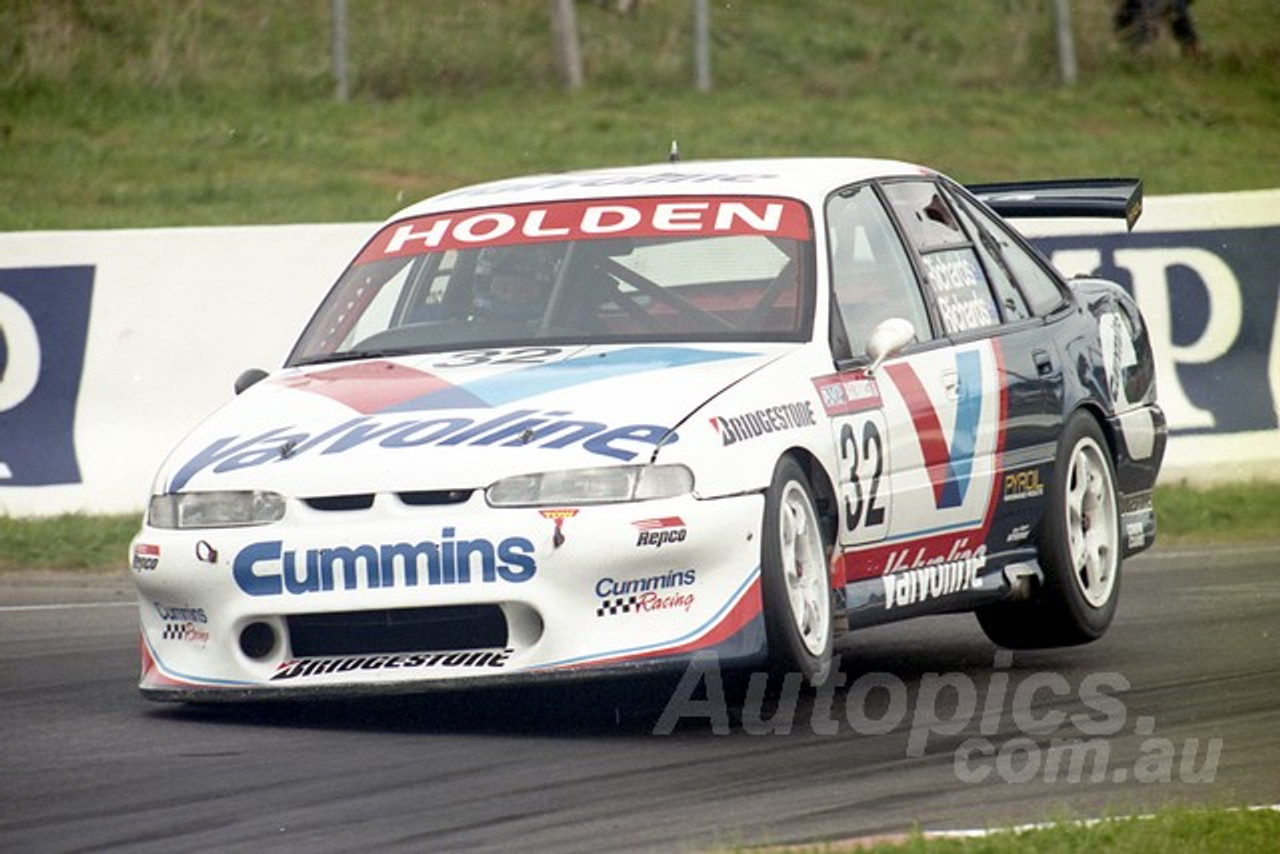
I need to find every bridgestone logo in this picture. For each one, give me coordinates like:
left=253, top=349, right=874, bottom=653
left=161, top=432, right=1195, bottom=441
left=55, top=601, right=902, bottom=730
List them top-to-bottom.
left=711, top=401, right=816, bottom=446
left=271, top=649, right=515, bottom=680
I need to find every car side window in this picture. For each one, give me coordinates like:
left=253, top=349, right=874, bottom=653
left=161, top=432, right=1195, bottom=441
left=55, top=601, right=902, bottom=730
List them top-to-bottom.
left=880, top=180, right=968, bottom=251
left=882, top=180, right=1001, bottom=337
left=826, top=184, right=932, bottom=357
left=944, top=191, right=1032, bottom=322
left=950, top=192, right=1067, bottom=316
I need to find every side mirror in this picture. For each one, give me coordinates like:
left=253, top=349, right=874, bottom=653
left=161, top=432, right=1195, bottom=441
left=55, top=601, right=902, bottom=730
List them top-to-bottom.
left=865, top=318, right=916, bottom=376
left=234, top=368, right=269, bottom=395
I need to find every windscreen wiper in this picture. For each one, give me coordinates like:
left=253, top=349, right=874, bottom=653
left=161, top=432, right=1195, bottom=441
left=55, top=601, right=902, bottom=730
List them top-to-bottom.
left=289, top=348, right=417, bottom=368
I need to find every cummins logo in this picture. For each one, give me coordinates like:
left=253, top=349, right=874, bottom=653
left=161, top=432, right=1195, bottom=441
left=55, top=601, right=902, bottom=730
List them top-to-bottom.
left=233, top=529, right=536, bottom=596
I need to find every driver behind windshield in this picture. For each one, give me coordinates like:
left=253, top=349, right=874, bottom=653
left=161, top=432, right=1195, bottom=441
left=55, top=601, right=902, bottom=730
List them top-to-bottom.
left=470, top=250, right=556, bottom=322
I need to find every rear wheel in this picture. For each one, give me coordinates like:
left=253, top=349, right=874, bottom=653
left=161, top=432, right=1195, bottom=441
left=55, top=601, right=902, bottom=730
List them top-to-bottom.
left=977, top=411, right=1121, bottom=648
left=760, top=457, right=834, bottom=687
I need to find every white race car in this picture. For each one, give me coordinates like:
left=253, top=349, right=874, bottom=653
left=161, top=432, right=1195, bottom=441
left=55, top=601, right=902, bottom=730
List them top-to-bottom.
left=131, top=157, right=1165, bottom=700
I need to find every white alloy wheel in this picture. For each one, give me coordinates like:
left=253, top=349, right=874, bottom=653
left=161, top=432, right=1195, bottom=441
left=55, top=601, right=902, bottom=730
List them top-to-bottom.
left=975, top=411, right=1123, bottom=649
left=1064, top=435, right=1119, bottom=609
left=760, top=457, right=834, bottom=687
left=777, top=479, right=831, bottom=656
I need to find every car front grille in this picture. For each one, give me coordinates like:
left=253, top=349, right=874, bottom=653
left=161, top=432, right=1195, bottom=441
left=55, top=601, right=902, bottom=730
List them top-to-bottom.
left=299, top=490, right=474, bottom=512
left=287, top=604, right=507, bottom=656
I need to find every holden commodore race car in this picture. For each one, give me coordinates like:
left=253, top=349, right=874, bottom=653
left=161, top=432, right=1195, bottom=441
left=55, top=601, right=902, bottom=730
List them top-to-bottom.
left=131, top=157, right=1165, bottom=700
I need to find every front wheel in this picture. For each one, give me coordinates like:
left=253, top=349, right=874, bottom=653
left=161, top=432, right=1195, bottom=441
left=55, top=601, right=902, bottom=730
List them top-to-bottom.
left=977, top=411, right=1122, bottom=648
left=760, top=457, right=834, bottom=687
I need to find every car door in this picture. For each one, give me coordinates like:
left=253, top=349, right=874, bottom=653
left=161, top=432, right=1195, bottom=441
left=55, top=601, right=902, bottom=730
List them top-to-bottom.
left=823, top=179, right=1060, bottom=622
left=938, top=180, right=1072, bottom=552
left=823, top=181, right=998, bottom=615
left=820, top=182, right=932, bottom=562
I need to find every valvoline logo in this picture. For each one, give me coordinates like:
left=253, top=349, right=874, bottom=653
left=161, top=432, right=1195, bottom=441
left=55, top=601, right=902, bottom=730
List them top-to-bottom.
left=168, top=346, right=754, bottom=491
left=885, top=349, right=984, bottom=510
left=170, top=409, right=675, bottom=491
left=233, top=529, right=536, bottom=596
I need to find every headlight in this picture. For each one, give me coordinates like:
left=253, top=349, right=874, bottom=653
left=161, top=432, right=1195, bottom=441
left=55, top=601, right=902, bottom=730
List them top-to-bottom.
left=486, top=464, right=694, bottom=507
left=148, top=491, right=286, bottom=529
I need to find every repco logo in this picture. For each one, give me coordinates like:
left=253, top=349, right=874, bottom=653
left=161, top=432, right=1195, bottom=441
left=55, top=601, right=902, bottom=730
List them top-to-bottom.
left=633, top=517, right=687, bottom=548
left=132, top=543, right=160, bottom=572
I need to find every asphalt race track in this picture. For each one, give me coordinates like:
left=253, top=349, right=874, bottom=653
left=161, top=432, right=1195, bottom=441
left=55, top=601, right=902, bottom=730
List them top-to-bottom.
left=2, top=543, right=1276, bottom=853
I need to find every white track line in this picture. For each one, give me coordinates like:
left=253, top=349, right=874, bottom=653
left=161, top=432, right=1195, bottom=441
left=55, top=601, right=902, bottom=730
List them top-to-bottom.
left=0, top=602, right=134, bottom=612
left=920, top=804, right=1280, bottom=839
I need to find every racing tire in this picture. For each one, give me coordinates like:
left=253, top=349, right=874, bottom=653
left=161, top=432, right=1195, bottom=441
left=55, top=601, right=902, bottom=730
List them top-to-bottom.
left=977, top=411, right=1122, bottom=649
left=760, top=457, right=835, bottom=688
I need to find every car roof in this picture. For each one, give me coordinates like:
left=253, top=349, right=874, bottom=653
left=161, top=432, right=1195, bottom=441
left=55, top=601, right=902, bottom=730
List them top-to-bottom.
left=392, top=157, right=937, bottom=220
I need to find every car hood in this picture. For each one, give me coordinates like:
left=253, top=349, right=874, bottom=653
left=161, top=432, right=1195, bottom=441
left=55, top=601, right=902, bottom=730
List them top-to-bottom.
left=155, top=344, right=791, bottom=497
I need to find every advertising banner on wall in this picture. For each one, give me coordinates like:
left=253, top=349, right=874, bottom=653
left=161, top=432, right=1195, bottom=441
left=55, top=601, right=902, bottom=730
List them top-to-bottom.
left=1024, top=189, right=1280, bottom=484
left=0, top=190, right=1277, bottom=517
left=0, top=223, right=370, bottom=516
left=0, top=266, right=94, bottom=486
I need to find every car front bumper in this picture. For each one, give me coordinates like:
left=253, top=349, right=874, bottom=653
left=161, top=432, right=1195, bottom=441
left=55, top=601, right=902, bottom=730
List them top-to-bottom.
left=131, top=491, right=768, bottom=701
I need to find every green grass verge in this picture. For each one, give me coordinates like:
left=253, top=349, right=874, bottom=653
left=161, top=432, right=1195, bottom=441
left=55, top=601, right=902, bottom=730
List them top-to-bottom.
left=2, top=0, right=1278, bottom=230
left=1153, top=480, right=1280, bottom=545
left=2, top=481, right=1277, bottom=574
left=0, top=512, right=141, bottom=573
left=776, top=805, right=1280, bottom=853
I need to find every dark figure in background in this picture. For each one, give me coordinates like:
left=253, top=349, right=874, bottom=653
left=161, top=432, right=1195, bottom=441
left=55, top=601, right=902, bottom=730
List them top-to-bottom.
left=1115, top=0, right=1201, bottom=57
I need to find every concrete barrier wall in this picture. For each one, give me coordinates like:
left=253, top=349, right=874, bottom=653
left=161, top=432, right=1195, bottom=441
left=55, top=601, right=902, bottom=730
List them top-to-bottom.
left=1023, top=189, right=1280, bottom=486
left=2, top=190, right=1277, bottom=517
left=0, top=224, right=370, bottom=515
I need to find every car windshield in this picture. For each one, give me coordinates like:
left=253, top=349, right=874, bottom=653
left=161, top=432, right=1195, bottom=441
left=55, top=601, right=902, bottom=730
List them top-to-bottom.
left=288, top=195, right=815, bottom=365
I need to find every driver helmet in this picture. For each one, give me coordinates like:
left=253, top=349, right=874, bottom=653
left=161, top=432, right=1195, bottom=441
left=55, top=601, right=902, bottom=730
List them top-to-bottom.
left=473, top=250, right=555, bottom=321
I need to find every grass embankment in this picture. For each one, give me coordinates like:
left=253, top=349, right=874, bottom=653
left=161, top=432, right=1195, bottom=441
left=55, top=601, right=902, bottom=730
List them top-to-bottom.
left=2, top=1, right=1278, bottom=231
left=0, top=513, right=141, bottom=572
left=788, top=805, right=1280, bottom=854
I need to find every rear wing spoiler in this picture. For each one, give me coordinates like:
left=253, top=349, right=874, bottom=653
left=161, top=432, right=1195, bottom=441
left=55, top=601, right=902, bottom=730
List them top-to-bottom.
left=965, top=178, right=1143, bottom=231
